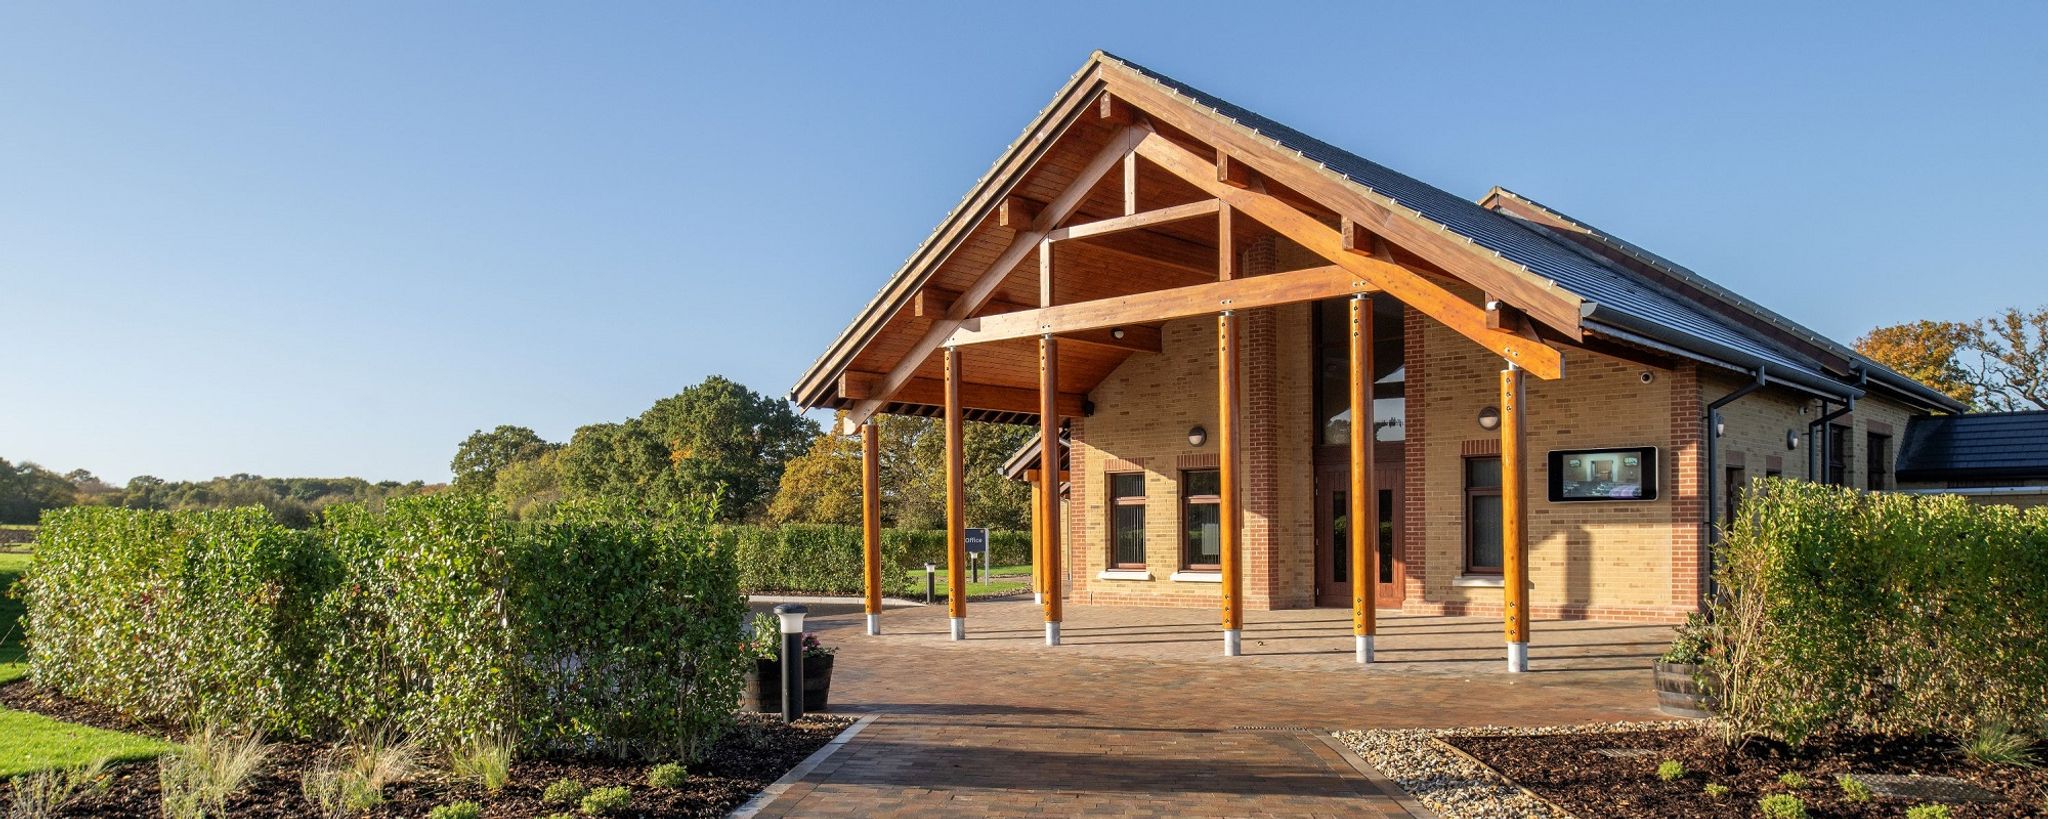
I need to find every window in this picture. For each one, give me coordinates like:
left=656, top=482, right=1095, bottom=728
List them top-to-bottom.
left=1313, top=297, right=1406, bottom=445
left=1827, top=425, right=1852, bottom=486
left=1867, top=433, right=1892, bottom=490
left=1464, top=457, right=1503, bottom=574
left=1724, top=467, right=1745, bottom=524
left=1181, top=469, right=1221, bottom=570
left=1108, top=472, right=1146, bottom=569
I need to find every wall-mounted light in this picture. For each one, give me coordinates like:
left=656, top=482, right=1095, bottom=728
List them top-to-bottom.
left=1110, top=327, right=1127, bottom=340
left=1477, top=406, right=1501, bottom=431
left=1713, top=411, right=1726, bottom=438
left=1188, top=426, right=1207, bottom=447
left=1786, top=429, right=1800, bottom=450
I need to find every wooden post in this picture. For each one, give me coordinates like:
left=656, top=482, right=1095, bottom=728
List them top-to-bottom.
left=1349, top=295, right=1376, bottom=664
left=1218, top=310, right=1243, bottom=656
left=1040, top=335, right=1064, bottom=645
left=944, top=346, right=967, bottom=641
left=1500, top=363, right=1530, bottom=672
left=861, top=419, right=883, bottom=636
left=1030, top=479, right=1046, bottom=605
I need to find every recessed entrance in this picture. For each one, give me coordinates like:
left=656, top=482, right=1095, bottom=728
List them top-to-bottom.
left=1314, top=457, right=1405, bottom=608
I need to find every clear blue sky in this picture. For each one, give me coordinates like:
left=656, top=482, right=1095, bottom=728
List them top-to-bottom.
left=4, top=3, right=2043, bottom=484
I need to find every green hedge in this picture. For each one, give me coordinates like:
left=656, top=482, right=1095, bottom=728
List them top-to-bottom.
left=1704, top=479, right=2048, bottom=744
left=22, top=496, right=747, bottom=761
left=726, top=524, right=1029, bottom=597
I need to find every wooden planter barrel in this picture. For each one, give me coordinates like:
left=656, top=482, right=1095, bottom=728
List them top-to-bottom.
left=742, top=655, right=834, bottom=714
left=1654, top=661, right=1717, bottom=718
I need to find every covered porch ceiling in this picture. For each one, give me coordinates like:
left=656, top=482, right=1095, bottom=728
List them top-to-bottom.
left=795, top=52, right=1594, bottom=428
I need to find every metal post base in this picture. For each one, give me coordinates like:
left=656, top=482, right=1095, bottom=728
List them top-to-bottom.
left=1033, top=592, right=1043, bottom=605
left=865, top=614, right=880, bottom=636
left=950, top=617, right=966, bottom=641
left=1045, top=621, right=1061, bottom=646
left=1223, top=629, right=1242, bottom=657
left=1356, top=634, right=1375, bottom=665
left=1507, top=641, right=1528, bottom=673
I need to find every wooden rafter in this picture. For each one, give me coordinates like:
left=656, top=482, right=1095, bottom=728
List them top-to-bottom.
left=1099, top=63, right=1585, bottom=339
left=841, top=123, right=1153, bottom=430
left=1131, top=130, right=1565, bottom=379
left=1045, top=198, right=1220, bottom=243
left=839, top=371, right=1087, bottom=418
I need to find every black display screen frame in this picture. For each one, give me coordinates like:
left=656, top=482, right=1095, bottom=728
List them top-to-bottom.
left=1547, top=446, right=1659, bottom=502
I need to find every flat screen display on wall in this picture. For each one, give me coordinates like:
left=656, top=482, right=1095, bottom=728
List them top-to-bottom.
left=1547, top=447, right=1658, bottom=502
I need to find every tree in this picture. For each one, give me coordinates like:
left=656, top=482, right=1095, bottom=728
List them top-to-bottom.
left=1962, top=306, right=2048, bottom=412
left=1855, top=320, right=1976, bottom=407
left=634, top=376, right=818, bottom=522
left=767, top=413, right=1034, bottom=530
left=766, top=414, right=864, bottom=525
left=450, top=425, right=558, bottom=493
left=496, top=450, right=565, bottom=520
left=0, top=459, right=76, bottom=524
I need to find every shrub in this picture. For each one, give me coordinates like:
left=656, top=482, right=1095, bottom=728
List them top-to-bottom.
left=1706, top=481, right=2048, bottom=744
left=21, top=497, right=750, bottom=761
left=722, top=523, right=1030, bottom=597
left=1660, top=612, right=1710, bottom=664
left=1961, top=720, right=2038, bottom=767
left=450, top=734, right=514, bottom=792
left=1656, top=759, right=1684, bottom=781
left=647, top=761, right=689, bottom=788
left=6, top=770, right=76, bottom=819
left=1777, top=771, right=1806, bottom=789
left=1837, top=774, right=1873, bottom=803
left=543, top=777, right=588, bottom=805
left=1702, top=782, right=1729, bottom=798
left=580, top=784, right=632, bottom=815
left=1757, top=793, right=1807, bottom=819
left=428, top=802, right=482, bottom=819
left=1906, top=805, right=1952, bottom=819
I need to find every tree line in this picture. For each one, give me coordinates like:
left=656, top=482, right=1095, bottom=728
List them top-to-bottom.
left=1854, top=305, right=2048, bottom=412
left=0, top=460, right=430, bottom=526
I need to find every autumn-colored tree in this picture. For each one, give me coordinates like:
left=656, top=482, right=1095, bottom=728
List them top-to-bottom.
left=1963, top=306, right=2048, bottom=412
left=1854, top=320, right=1976, bottom=407
left=768, top=413, right=1033, bottom=530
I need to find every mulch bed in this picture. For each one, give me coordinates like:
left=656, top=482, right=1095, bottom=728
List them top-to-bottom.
left=1, top=680, right=854, bottom=817
left=1447, top=725, right=2048, bottom=818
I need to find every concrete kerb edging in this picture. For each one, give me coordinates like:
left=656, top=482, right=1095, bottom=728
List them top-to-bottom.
left=726, top=714, right=878, bottom=819
left=1316, top=733, right=1441, bottom=819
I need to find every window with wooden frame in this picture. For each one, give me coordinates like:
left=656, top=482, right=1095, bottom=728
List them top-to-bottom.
left=1827, top=424, right=1852, bottom=486
left=1866, top=432, right=1892, bottom=490
left=1464, top=457, right=1504, bottom=574
left=1180, top=469, right=1221, bottom=570
left=1107, top=472, right=1147, bottom=569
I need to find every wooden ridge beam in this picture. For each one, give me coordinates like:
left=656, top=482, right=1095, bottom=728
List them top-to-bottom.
left=1100, top=63, right=1585, bottom=339
left=842, top=123, right=1154, bottom=431
left=1131, top=131, right=1564, bottom=380
left=1045, top=198, right=1220, bottom=243
left=945, top=265, right=1369, bottom=347
left=840, top=371, right=1086, bottom=418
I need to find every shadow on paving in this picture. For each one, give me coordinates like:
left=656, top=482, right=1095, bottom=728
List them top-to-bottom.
left=822, top=735, right=1380, bottom=799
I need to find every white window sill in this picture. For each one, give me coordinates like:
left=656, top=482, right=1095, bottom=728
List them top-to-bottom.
left=1097, top=569, right=1153, bottom=581
left=1170, top=571, right=1222, bottom=583
left=1453, top=574, right=1504, bottom=588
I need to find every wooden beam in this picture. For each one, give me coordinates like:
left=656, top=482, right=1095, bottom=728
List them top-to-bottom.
left=1101, top=64, right=1586, bottom=339
left=1098, top=93, right=1134, bottom=126
left=843, top=125, right=1154, bottom=430
left=1131, top=130, right=1565, bottom=380
left=1217, top=152, right=1252, bottom=189
left=1122, top=153, right=1138, bottom=215
left=999, top=196, right=1042, bottom=230
left=1044, top=198, right=1220, bottom=243
left=1218, top=204, right=1236, bottom=280
left=1340, top=216, right=1387, bottom=257
left=947, top=265, right=1363, bottom=347
left=915, top=286, right=1030, bottom=319
left=1349, top=294, right=1376, bottom=662
left=1219, top=312, right=1243, bottom=654
left=1060, top=324, right=1162, bottom=353
left=1039, top=336, right=1064, bottom=641
left=944, top=347, right=967, bottom=636
left=1501, top=364, right=1530, bottom=672
left=840, top=372, right=1086, bottom=418
left=861, top=420, right=883, bottom=632
left=1021, top=469, right=1070, bottom=482
left=1030, top=479, right=1045, bottom=601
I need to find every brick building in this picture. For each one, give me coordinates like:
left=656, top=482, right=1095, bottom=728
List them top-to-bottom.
left=791, top=53, right=1962, bottom=669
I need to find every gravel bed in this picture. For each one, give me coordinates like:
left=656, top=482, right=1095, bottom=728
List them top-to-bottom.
left=1335, top=720, right=1693, bottom=819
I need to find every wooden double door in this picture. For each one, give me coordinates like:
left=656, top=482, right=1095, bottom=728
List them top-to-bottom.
left=1313, top=446, right=1405, bottom=608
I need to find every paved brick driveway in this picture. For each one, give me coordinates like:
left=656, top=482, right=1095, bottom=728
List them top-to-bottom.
left=745, top=599, right=1672, bottom=817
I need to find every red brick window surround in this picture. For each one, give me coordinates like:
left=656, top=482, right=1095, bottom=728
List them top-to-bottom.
left=1464, top=456, right=1504, bottom=575
left=1180, top=469, right=1222, bottom=571
left=1108, top=472, right=1147, bottom=570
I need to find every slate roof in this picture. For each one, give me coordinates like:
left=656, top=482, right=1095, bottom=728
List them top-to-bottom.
left=1104, top=52, right=1958, bottom=408
left=1896, top=412, right=2048, bottom=482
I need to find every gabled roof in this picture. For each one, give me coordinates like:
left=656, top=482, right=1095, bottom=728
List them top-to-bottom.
left=793, top=51, right=1965, bottom=419
left=1897, top=411, right=2048, bottom=482
left=1000, top=432, right=1068, bottom=482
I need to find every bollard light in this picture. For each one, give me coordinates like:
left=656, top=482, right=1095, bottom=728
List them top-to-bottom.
left=924, top=563, right=937, bottom=605
left=772, top=603, right=808, bottom=723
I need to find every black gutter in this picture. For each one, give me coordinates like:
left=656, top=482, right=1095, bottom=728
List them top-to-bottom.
left=1583, top=311, right=1859, bottom=404
left=1703, top=366, right=1767, bottom=605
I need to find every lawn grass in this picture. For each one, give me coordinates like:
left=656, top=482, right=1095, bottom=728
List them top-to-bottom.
left=0, top=550, right=174, bottom=776
left=900, top=564, right=1030, bottom=598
